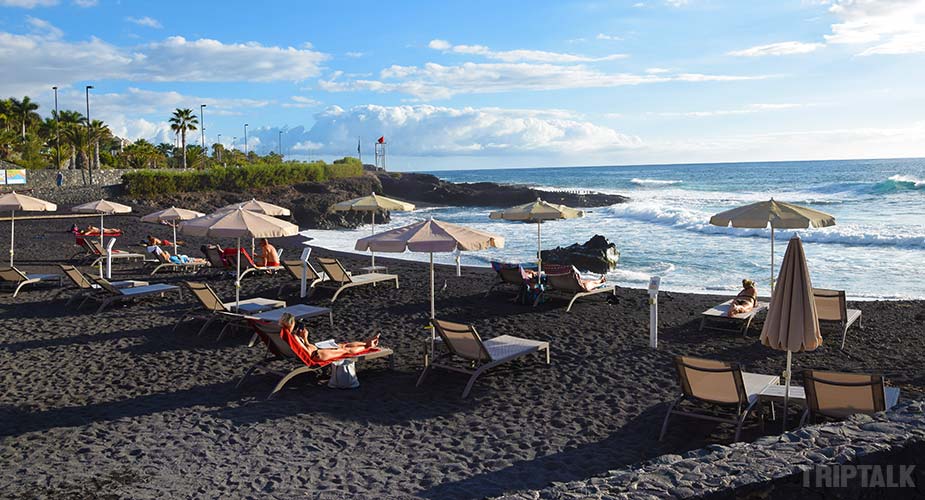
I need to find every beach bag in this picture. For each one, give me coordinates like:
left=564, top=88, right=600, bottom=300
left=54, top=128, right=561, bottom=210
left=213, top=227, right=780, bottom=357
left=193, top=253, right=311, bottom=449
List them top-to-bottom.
left=327, top=359, right=359, bottom=389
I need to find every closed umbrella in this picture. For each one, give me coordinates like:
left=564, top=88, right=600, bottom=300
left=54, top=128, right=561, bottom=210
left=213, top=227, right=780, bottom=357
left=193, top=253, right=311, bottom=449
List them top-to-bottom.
left=0, top=192, right=57, bottom=267
left=333, top=192, right=415, bottom=268
left=216, top=198, right=291, bottom=258
left=489, top=198, right=583, bottom=274
left=71, top=199, right=132, bottom=277
left=710, top=199, right=834, bottom=293
left=140, top=206, right=205, bottom=256
left=180, top=208, right=299, bottom=308
left=759, top=234, right=822, bottom=433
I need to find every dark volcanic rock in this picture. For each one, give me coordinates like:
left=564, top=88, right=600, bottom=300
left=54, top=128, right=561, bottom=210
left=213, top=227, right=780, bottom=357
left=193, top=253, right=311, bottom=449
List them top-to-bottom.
left=376, top=172, right=627, bottom=208
left=540, top=235, right=620, bottom=274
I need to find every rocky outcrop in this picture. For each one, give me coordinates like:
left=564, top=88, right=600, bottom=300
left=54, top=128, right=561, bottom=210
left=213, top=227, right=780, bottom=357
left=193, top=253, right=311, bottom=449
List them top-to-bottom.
left=376, top=172, right=628, bottom=208
left=540, top=235, right=620, bottom=274
left=495, top=399, right=925, bottom=500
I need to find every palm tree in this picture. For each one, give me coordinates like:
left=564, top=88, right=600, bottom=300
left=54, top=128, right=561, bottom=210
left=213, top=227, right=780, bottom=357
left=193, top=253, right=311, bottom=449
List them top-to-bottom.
left=9, top=96, right=40, bottom=141
left=168, top=108, right=198, bottom=169
left=56, top=110, right=84, bottom=169
left=87, top=119, right=110, bottom=172
left=63, top=124, right=89, bottom=181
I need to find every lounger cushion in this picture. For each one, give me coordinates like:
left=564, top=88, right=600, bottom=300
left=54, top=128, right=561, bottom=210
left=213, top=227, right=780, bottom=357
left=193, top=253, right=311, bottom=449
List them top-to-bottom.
left=118, top=283, right=178, bottom=296
left=482, top=335, right=548, bottom=362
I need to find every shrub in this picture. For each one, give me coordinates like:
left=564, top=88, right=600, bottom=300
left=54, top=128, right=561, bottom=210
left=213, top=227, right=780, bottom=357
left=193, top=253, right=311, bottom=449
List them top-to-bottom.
left=123, top=158, right=364, bottom=197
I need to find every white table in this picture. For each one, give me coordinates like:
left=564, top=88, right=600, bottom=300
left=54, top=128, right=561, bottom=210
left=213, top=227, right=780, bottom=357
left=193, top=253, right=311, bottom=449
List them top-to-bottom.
left=231, top=298, right=286, bottom=314
left=249, top=304, right=333, bottom=327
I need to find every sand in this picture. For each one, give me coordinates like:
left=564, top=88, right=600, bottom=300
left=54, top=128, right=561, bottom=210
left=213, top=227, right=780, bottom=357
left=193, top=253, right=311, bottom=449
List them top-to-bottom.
left=1, top=213, right=923, bottom=499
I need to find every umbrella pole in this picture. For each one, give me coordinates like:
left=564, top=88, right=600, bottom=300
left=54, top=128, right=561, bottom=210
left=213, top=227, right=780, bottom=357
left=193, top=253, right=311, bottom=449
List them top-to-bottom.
left=9, top=210, right=14, bottom=267
left=371, top=211, right=376, bottom=268
left=99, top=213, right=105, bottom=278
left=172, top=222, right=178, bottom=257
left=537, top=222, right=542, bottom=274
left=770, top=226, right=775, bottom=295
left=235, top=236, right=242, bottom=309
left=430, top=251, right=435, bottom=360
left=782, top=350, right=791, bottom=434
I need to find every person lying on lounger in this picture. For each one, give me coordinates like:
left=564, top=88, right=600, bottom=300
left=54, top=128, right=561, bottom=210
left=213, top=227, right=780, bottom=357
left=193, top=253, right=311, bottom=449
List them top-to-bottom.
left=73, top=224, right=119, bottom=235
left=147, top=245, right=206, bottom=265
left=726, top=279, right=758, bottom=317
left=279, top=313, right=379, bottom=362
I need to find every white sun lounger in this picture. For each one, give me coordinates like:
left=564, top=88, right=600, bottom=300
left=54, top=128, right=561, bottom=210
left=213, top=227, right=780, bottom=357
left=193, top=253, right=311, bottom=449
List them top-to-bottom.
left=700, top=299, right=770, bottom=335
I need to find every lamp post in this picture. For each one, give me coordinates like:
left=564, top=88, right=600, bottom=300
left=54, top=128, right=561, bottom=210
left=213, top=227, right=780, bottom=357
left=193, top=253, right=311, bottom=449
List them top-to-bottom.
left=85, top=85, right=94, bottom=185
left=52, top=86, right=60, bottom=169
left=199, top=104, right=206, bottom=163
left=244, top=123, right=249, bottom=156
left=278, top=129, right=283, bottom=157
left=217, top=133, right=222, bottom=163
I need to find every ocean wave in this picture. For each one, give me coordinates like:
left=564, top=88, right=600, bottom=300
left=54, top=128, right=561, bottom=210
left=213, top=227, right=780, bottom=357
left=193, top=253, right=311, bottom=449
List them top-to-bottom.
left=871, top=175, right=925, bottom=193
left=630, top=178, right=683, bottom=186
left=603, top=202, right=925, bottom=249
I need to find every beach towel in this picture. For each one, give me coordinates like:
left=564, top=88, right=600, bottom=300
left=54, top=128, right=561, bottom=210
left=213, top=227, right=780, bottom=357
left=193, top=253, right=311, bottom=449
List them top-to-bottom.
left=280, top=327, right=377, bottom=368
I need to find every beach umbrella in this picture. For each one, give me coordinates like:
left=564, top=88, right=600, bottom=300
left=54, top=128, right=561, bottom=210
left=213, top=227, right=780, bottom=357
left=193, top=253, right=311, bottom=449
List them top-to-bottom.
left=0, top=191, right=57, bottom=267
left=332, top=192, right=415, bottom=268
left=216, top=198, right=292, bottom=257
left=489, top=198, right=584, bottom=274
left=71, top=199, right=132, bottom=277
left=709, top=199, right=834, bottom=293
left=140, top=206, right=205, bottom=255
left=180, top=208, right=299, bottom=308
left=355, top=217, right=503, bottom=321
left=759, top=234, right=822, bottom=434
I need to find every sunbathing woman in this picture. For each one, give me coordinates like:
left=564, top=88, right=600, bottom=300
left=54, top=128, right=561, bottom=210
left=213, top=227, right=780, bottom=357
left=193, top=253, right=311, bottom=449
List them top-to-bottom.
left=726, top=279, right=758, bottom=317
left=279, top=313, right=380, bottom=363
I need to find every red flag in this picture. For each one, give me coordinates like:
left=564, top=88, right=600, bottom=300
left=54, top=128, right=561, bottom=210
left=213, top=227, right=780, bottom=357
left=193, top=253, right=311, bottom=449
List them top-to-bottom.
left=377, top=136, right=385, bottom=144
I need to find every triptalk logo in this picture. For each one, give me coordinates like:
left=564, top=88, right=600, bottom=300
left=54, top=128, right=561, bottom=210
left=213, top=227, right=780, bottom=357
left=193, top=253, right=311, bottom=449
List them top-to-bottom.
left=803, top=465, right=916, bottom=488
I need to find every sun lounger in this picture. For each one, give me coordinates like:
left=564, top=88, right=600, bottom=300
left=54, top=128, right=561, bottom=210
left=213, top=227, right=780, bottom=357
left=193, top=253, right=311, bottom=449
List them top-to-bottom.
left=87, top=239, right=148, bottom=267
left=202, top=244, right=230, bottom=270
left=147, top=247, right=209, bottom=276
left=220, top=247, right=284, bottom=279
left=316, top=257, right=399, bottom=303
left=276, top=259, right=328, bottom=297
left=485, top=261, right=530, bottom=300
left=538, top=263, right=617, bottom=312
left=59, top=264, right=146, bottom=307
left=0, top=267, right=62, bottom=297
left=84, top=275, right=181, bottom=313
left=173, top=281, right=287, bottom=337
left=812, top=288, right=862, bottom=349
left=700, top=299, right=770, bottom=335
left=416, top=319, right=551, bottom=398
left=237, top=320, right=393, bottom=399
left=659, top=355, right=779, bottom=442
left=800, top=370, right=900, bottom=426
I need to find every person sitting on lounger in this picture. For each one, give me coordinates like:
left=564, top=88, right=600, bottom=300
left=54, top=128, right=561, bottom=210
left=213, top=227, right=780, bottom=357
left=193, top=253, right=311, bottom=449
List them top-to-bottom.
left=146, top=235, right=181, bottom=247
left=257, top=238, right=280, bottom=267
left=727, top=279, right=758, bottom=317
left=278, top=313, right=379, bottom=364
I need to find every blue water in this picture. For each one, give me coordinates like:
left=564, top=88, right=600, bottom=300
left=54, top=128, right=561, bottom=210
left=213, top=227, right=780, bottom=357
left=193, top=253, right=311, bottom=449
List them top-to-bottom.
left=304, top=158, right=925, bottom=299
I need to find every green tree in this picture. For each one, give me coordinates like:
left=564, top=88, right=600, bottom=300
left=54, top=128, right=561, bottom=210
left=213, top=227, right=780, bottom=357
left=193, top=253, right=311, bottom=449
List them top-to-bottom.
left=9, top=96, right=40, bottom=141
left=168, top=108, right=198, bottom=169
left=87, top=119, right=111, bottom=172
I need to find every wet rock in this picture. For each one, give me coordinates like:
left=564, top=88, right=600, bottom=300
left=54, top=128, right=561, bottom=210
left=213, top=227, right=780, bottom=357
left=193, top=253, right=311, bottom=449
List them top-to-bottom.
left=540, top=235, right=620, bottom=274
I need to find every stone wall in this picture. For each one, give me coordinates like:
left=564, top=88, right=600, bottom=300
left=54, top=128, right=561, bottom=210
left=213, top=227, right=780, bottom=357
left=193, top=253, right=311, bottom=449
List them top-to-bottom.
left=18, top=169, right=127, bottom=190
left=496, top=400, right=925, bottom=499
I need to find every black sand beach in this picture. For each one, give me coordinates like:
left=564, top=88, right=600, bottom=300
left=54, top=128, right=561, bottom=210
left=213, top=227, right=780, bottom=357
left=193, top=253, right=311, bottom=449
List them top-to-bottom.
left=2, top=214, right=923, bottom=499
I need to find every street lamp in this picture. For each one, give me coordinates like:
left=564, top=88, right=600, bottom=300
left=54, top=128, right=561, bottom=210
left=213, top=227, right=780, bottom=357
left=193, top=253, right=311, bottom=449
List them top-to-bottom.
left=85, top=85, right=94, bottom=185
left=52, top=86, right=60, bottom=169
left=199, top=104, right=207, bottom=161
left=244, top=124, right=249, bottom=156
left=278, top=130, right=283, bottom=156
left=217, top=133, right=222, bottom=163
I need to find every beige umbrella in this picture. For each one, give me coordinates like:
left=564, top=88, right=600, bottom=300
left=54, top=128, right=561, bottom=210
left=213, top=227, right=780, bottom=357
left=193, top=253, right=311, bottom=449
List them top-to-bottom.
left=0, top=191, right=57, bottom=267
left=333, top=192, right=416, bottom=268
left=217, top=198, right=292, bottom=257
left=489, top=198, right=584, bottom=274
left=71, top=199, right=133, bottom=277
left=710, top=199, right=835, bottom=293
left=140, top=206, right=205, bottom=256
left=180, top=208, right=299, bottom=307
left=356, top=217, right=502, bottom=321
left=759, top=234, right=822, bottom=433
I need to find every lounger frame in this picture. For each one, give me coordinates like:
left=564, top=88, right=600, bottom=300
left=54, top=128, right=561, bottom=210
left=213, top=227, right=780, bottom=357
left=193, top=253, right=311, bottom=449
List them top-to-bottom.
left=316, top=257, right=399, bottom=303
left=0, top=267, right=62, bottom=297
left=538, top=267, right=617, bottom=312
left=84, top=275, right=181, bottom=313
left=812, top=288, right=863, bottom=349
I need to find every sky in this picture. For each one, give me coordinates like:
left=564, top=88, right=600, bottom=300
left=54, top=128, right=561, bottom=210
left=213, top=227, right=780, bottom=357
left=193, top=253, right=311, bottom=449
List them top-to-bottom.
left=1, top=0, right=924, bottom=171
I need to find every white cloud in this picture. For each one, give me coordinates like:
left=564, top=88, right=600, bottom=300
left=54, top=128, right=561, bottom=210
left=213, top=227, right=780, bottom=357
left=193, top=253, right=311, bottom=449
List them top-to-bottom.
left=0, top=0, right=57, bottom=7
left=72, top=0, right=96, bottom=6
left=665, top=0, right=688, bottom=6
left=823, top=0, right=925, bottom=55
left=25, top=16, right=62, bottom=38
left=126, top=16, right=162, bottom=29
left=0, top=28, right=329, bottom=96
left=595, top=33, right=623, bottom=41
left=427, top=38, right=627, bottom=63
left=727, top=40, right=824, bottom=56
left=345, top=51, right=364, bottom=58
left=319, top=62, right=772, bottom=99
left=645, top=67, right=671, bottom=74
left=282, top=95, right=322, bottom=108
left=650, top=103, right=806, bottom=117
left=276, top=104, right=642, bottom=157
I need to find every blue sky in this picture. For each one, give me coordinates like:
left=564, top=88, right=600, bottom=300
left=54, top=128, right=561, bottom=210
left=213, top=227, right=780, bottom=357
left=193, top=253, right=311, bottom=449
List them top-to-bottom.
left=1, top=0, right=924, bottom=170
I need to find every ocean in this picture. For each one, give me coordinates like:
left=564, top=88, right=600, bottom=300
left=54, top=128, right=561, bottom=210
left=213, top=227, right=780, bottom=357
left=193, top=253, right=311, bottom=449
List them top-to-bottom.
left=302, top=158, right=925, bottom=300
